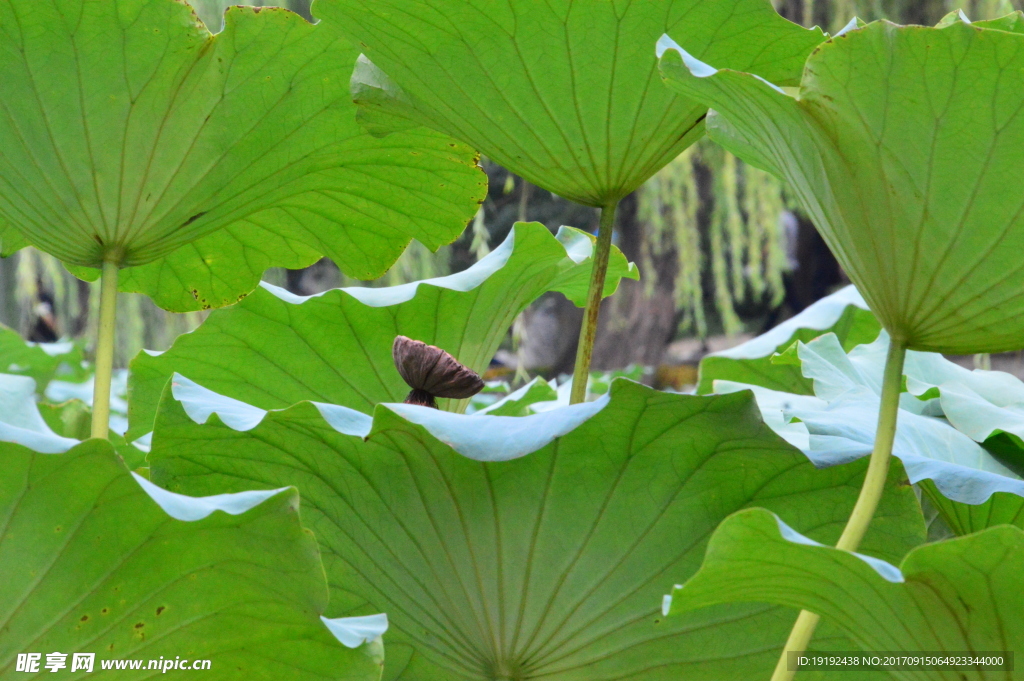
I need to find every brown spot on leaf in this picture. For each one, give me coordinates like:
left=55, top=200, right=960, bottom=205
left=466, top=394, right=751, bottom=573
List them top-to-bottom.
left=181, top=211, right=206, bottom=228
left=156, top=606, right=165, bottom=616
left=80, top=615, right=89, bottom=622
left=134, top=622, right=144, bottom=629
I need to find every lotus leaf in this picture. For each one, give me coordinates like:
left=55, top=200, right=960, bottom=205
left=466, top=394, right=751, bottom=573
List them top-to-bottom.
left=0, top=0, right=485, bottom=311
left=320, top=0, right=823, bottom=207
left=659, top=20, right=1024, bottom=354
left=126, top=222, right=637, bottom=438
left=697, top=285, right=879, bottom=395
left=0, top=327, right=85, bottom=391
left=713, top=331, right=1024, bottom=531
left=147, top=376, right=925, bottom=680
left=471, top=378, right=559, bottom=417
left=0, top=439, right=386, bottom=680
left=665, top=508, right=1023, bottom=681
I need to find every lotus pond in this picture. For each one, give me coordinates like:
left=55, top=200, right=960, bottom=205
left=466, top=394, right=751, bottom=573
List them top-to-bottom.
left=0, top=1, right=1022, bottom=680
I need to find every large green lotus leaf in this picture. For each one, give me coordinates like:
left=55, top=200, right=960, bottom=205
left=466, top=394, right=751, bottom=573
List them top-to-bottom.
left=0, top=0, right=484, bottom=312
left=317, top=0, right=824, bottom=207
left=660, top=20, right=1024, bottom=354
left=117, top=121, right=486, bottom=312
left=126, top=222, right=638, bottom=439
left=697, top=285, right=879, bottom=395
left=0, top=326, right=85, bottom=392
left=714, top=332, right=1024, bottom=532
left=148, top=376, right=924, bottom=681
left=0, top=439, right=386, bottom=680
left=665, top=508, right=1024, bottom=681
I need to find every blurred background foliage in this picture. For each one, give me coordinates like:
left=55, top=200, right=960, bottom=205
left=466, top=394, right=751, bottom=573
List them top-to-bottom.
left=1, top=0, right=1021, bottom=380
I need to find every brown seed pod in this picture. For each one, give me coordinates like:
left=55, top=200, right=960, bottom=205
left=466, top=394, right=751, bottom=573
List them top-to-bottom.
left=392, top=336, right=484, bottom=409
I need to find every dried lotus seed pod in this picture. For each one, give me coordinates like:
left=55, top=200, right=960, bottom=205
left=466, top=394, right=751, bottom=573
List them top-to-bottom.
left=392, top=336, right=484, bottom=409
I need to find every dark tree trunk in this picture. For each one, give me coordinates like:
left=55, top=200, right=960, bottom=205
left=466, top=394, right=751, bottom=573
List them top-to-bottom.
left=518, top=186, right=694, bottom=376
left=785, top=211, right=846, bottom=312
left=0, top=254, right=17, bottom=329
left=70, top=278, right=91, bottom=337
left=513, top=292, right=583, bottom=377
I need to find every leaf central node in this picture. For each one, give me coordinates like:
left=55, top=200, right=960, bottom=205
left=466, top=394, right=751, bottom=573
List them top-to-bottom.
left=483, top=657, right=527, bottom=681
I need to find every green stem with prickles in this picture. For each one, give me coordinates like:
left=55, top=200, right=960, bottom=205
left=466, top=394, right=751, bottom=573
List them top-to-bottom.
left=569, top=202, right=617, bottom=404
left=90, top=258, right=119, bottom=440
left=770, top=337, right=907, bottom=681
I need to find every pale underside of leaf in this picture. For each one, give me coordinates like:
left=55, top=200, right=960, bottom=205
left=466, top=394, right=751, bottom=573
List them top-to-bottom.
left=697, top=285, right=879, bottom=395
left=714, top=330, right=1024, bottom=531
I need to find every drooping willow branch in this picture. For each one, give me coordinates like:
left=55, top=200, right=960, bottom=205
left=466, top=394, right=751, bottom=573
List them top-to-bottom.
left=638, top=143, right=789, bottom=339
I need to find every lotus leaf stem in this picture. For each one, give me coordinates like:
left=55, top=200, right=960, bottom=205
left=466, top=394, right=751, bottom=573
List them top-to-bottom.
left=569, top=201, right=618, bottom=404
left=90, top=259, right=119, bottom=440
left=770, top=337, right=907, bottom=681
